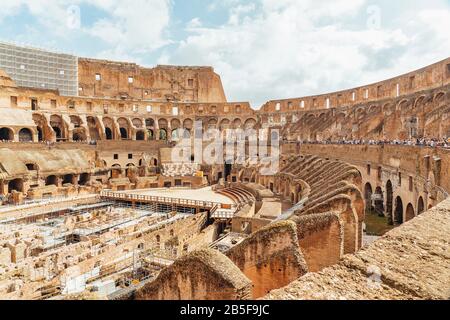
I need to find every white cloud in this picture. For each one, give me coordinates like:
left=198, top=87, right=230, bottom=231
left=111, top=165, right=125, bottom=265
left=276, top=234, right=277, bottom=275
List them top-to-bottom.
left=0, top=0, right=172, bottom=58
left=86, top=0, right=172, bottom=53
left=165, top=0, right=450, bottom=107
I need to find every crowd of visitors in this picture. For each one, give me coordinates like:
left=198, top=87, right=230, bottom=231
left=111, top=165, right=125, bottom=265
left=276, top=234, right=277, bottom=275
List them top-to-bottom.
left=290, top=137, right=450, bottom=149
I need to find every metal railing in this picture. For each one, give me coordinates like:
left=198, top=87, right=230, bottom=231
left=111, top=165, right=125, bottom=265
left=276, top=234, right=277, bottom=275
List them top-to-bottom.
left=100, top=190, right=223, bottom=209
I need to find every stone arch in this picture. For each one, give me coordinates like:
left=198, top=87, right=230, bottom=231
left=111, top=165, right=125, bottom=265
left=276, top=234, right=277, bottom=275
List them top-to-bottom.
left=434, top=91, right=445, bottom=104
left=413, top=95, right=426, bottom=109
left=397, top=99, right=409, bottom=112
left=368, top=105, right=381, bottom=114
left=32, top=114, right=48, bottom=142
left=50, top=115, right=67, bottom=141
left=69, top=115, right=83, bottom=127
left=86, top=116, right=100, bottom=141
left=103, top=117, right=115, bottom=140
left=117, top=118, right=130, bottom=140
left=132, top=118, right=143, bottom=129
left=145, top=118, right=155, bottom=128
left=158, top=118, right=168, bottom=129
left=183, top=118, right=193, bottom=130
left=207, top=118, right=218, bottom=129
left=232, top=118, right=242, bottom=129
left=244, top=118, right=257, bottom=129
left=171, top=119, right=181, bottom=130
left=219, top=119, right=231, bottom=131
left=0, top=127, right=14, bottom=141
left=105, top=127, right=113, bottom=140
left=18, top=128, right=34, bottom=142
left=159, top=128, right=168, bottom=140
left=72, top=129, right=87, bottom=141
left=147, top=129, right=154, bottom=140
left=136, top=130, right=145, bottom=140
left=111, top=164, right=122, bottom=179
left=79, top=173, right=90, bottom=186
left=62, top=174, right=74, bottom=185
left=45, top=175, right=58, bottom=186
left=8, top=179, right=24, bottom=193
left=386, top=180, right=393, bottom=225
left=364, top=183, right=373, bottom=212
left=374, top=187, right=384, bottom=215
left=394, top=196, right=404, bottom=225
left=417, top=196, right=425, bottom=215
left=405, top=203, right=415, bottom=222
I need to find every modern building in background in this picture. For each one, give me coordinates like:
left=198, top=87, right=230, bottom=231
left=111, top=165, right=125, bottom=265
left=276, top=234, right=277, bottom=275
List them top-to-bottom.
left=0, top=41, right=78, bottom=96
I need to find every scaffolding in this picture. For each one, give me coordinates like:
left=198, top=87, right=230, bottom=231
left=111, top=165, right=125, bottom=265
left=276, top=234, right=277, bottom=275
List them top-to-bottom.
left=0, top=41, right=78, bottom=96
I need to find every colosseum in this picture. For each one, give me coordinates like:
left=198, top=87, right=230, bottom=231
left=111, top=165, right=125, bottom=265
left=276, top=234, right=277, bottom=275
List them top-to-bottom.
left=0, top=41, right=448, bottom=301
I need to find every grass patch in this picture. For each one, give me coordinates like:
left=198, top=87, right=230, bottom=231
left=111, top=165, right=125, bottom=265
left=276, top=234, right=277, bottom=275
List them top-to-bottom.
left=365, top=211, right=394, bottom=236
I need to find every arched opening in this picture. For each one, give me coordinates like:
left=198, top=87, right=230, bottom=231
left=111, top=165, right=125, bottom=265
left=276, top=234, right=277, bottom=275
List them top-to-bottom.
left=50, top=115, right=66, bottom=141
left=87, top=117, right=100, bottom=141
left=145, top=118, right=155, bottom=127
left=52, top=126, right=62, bottom=140
left=0, top=127, right=14, bottom=141
left=37, top=127, right=43, bottom=142
left=120, top=127, right=128, bottom=140
left=18, top=128, right=33, bottom=142
left=105, top=128, right=113, bottom=140
left=171, top=128, right=180, bottom=141
left=147, top=129, right=154, bottom=140
left=159, top=129, right=167, bottom=141
left=72, top=130, right=86, bottom=142
left=136, top=131, right=145, bottom=141
left=152, top=158, right=158, bottom=166
left=25, top=163, right=38, bottom=171
left=126, top=164, right=136, bottom=177
left=111, top=165, right=122, bottom=179
left=79, top=173, right=90, bottom=186
left=62, top=174, right=74, bottom=185
left=45, top=175, right=58, bottom=186
left=8, top=179, right=23, bottom=193
left=386, top=180, right=393, bottom=225
left=364, top=183, right=373, bottom=212
left=374, top=187, right=384, bottom=215
left=394, top=196, right=403, bottom=225
left=417, top=196, right=425, bottom=215
left=405, top=203, right=415, bottom=222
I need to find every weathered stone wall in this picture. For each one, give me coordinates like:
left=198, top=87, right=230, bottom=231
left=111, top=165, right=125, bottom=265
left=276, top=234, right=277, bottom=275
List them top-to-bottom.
left=261, top=57, right=450, bottom=112
left=78, top=59, right=227, bottom=103
left=264, top=198, right=450, bottom=300
left=291, top=213, right=343, bottom=272
left=226, top=220, right=308, bottom=298
left=135, top=249, right=252, bottom=300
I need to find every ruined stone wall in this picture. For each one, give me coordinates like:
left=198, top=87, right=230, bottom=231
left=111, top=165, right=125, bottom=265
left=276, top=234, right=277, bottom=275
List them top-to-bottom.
left=261, top=57, right=450, bottom=112
left=78, top=59, right=227, bottom=103
left=283, top=143, right=450, bottom=223
left=264, top=198, right=450, bottom=300
left=291, top=213, right=343, bottom=272
left=226, top=220, right=308, bottom=298
left=135, top=249, right=252, bottom=300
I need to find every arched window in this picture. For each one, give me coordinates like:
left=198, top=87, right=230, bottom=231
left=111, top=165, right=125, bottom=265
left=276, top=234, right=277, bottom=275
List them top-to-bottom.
left=18, top=128, right=33, bottom=142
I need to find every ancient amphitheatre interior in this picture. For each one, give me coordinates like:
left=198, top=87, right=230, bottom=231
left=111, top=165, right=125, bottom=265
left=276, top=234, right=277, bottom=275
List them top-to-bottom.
left=0, top=41, right=448, bottom=301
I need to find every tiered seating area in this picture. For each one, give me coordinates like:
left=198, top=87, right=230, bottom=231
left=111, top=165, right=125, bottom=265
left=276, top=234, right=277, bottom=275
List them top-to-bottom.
left=276, top=154, right=364, bottom=256
left=216, top=186, right=256, bottom=208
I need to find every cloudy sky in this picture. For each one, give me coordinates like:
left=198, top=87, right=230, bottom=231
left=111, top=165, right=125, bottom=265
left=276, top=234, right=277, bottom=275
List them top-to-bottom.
left=0, top=0, right=449, bottom=107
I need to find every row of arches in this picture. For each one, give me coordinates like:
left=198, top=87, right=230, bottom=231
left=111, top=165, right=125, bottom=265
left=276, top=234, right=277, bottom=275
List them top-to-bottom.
left=0, top=127, right=34, bottom=142
left=4, top=173, right=91, bottom=195
left=364, top=181, right=426, bottom=226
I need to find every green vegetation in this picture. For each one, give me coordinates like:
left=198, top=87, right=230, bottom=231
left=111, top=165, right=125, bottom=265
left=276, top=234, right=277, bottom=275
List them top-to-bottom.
left=365, top=210, right=395, bottom=236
